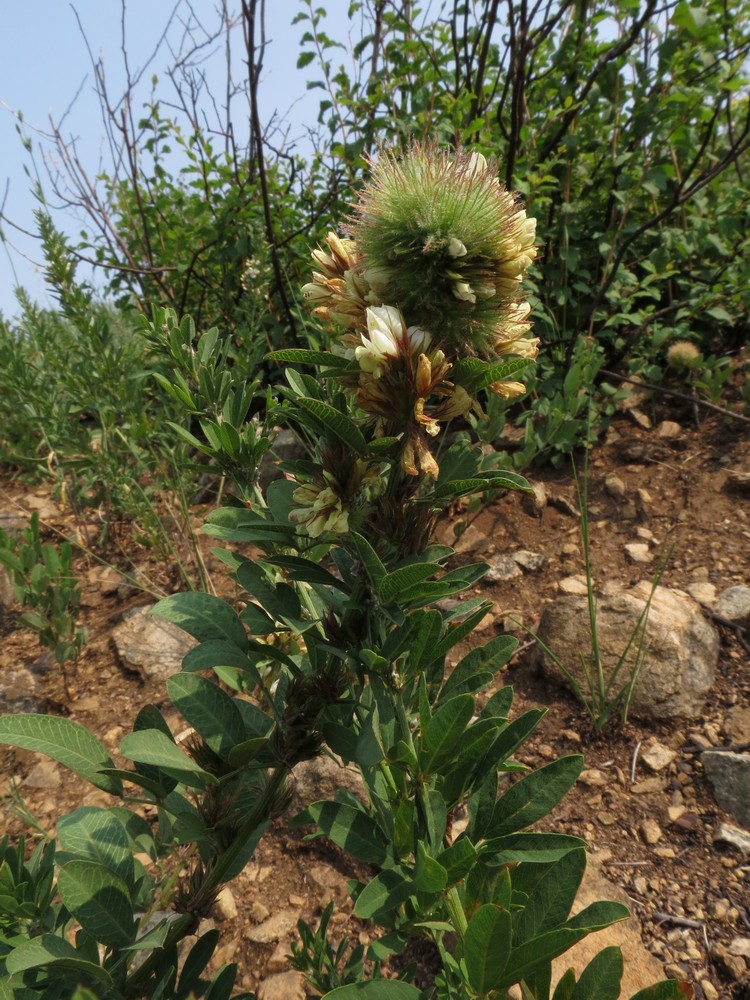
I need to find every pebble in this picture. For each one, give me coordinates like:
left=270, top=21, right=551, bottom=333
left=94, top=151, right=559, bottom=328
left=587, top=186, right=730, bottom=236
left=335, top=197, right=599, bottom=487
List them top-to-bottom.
left=657, top=420, right=683, bottom=438
left=604, top=473, right=626, bottom=498
left=624, top=542, right=653, bottom=564
left=511, top=549, right=547, bottom=572
left=485, top=555, right=522, bottom=582
left=558, top=575, right=590, bottom=596
left=685, top=582, right=717, bottom=608
left=640, top=741, right=677, bottom=773
left=23, top=760, right=60, bottom=789
left=631, top=777, right=666, bottom=795
left=641, top=819, right=662, bottom=845
left=214, top=886, right=238, bottom=921
left=248, top=901, right=270, bottom=925
left=247, top=909, right=299, bottom=943
left=729, top=937, right=750, bottom=958
left=265, top=940, right=291, bottom=974
left=256, top=971, right=306, bottom=1000
left=700, top=981, right=718, bottom=1000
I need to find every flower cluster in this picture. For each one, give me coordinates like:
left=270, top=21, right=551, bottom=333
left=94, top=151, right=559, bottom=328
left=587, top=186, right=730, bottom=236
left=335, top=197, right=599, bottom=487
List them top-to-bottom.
left=293, top=144, right=538, bottom=534
left=290, top=457, right=384, bottom=539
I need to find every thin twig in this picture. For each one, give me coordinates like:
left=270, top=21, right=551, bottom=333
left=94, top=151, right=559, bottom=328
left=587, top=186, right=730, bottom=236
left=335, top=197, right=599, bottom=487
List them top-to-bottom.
left=630, top=740, right=642, bottom=784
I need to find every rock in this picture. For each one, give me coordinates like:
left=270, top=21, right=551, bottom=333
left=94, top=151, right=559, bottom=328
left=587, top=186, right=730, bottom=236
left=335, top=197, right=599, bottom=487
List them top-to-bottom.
left=629, top=407, right=652, bottom=430
left=656, top=420, right=683, bottom=438
left=724, top=470, right=750, bottom=495
left=604, top=473, right=626, bottom=499
left=521, top=481, right=547, bottom=517
left=624, top=542, right=653, bottom=564
left=511, top=549, right=546, bottom=572
left=485, top=555, right=522, bottom=583
left=0, top=566, right=15, bottom=611
left=558, top=576, right=590, bottom=596
left=686, top=581, right=717, bottom=608
left=536, top=584, right=718, bottom=719
left=715, top=585, right=750, bottom=627
left=111, top=605, right=197, bottom=682
left=0, top=668, right=39, bottom=709
left=727, top=705, right=750, bottom=745
left=640, top=741, right=677, bottom=773
left=703, top=752, right=750, bottom=829
left=289, top=755, right=367, bottom=816
left=23, top=760, right=61, bottom=789
left=630, top=776, right=667, bottom=795
left=640, top=818, right=662, bottom=845
left=714, top=823, right=750, bottom=854
left=550, top=856, right=664, bottom=995
left=308, top=864, right=346, bottom=901
left=214, top=886, right=238, bottom=921
left=249, top=900, right=271, bottom=923
left=247, top=909, right=299, bottom=944
left=729, top=937, right=750, bottom=959
left=711, top=942, right=747, bottom=981
left=256, top=971, right=306, bottom=1000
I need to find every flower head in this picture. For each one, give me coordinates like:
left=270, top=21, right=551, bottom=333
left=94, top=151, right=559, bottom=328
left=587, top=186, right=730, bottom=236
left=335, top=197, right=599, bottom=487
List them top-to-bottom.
left=346, top=143, right=538, bottom=356
left=355, top=305, right=432, bottom=377
left=666, top=340, right=702, bottom=372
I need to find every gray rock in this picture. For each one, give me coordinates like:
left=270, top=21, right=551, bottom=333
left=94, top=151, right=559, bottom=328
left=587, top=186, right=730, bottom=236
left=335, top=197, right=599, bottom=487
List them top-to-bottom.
left=604, top=473, right=626, bottom=499
left=511, top=549, right=546, bottom=572
left=485, top=555, right=522, bottom=582
left=0, top=566, right=15, bottom=611
left=536, top=583, right=718, bottom=719
left=715, top=585, right=750, bottom=627
left=112, top=605, right=197, bottom=682
left=703, top=751, right=750, bottom=829
left=289, top=754, right=367, bottom=816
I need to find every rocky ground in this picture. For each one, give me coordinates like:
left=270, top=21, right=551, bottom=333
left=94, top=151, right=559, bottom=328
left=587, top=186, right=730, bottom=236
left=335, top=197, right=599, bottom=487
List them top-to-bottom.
left=0, top=383, right=749, bottom=999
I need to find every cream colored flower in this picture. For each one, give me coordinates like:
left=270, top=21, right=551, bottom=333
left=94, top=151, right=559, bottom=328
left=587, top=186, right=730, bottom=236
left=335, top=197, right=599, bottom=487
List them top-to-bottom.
left=290, top=483, right=349, bottom=539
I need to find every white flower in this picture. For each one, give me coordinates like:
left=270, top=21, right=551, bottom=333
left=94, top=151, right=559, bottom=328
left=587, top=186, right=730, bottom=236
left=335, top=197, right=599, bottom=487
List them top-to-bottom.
left=447, top=237, right=468, bottom=258
left=355, top=306, right=405, bottom=376
left=406, top=325, right=432, bottom=355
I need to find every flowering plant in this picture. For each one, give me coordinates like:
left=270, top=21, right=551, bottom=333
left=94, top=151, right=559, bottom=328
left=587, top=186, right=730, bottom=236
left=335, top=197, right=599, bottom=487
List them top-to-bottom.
left=0, top=146, right=685, bottom=1000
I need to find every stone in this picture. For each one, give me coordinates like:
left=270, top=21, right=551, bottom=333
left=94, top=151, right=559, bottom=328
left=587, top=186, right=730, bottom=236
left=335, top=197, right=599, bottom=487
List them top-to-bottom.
left=629, top=407, right=652, bottom=429
left=657, top=420, right=683, bottom=438
left=724, top=470, right=750, bottom=495
left=604, top=473, right=626, bottom=498
left=521, top=481, right=547, bottom=517
left=624, top=542, right=653, bottom=564
left=511, top=549, right=546, bottom=572
left=485, top=555, right=522, bottom=583
left=0, top=566, right=15, bottom=611
left=558, top=575, right=590, bottom=596
left=685, top=582, right=717, bottom=608
left=536, top=584, right=718, bottom=719
left=715, top=585, right=750, bottom=627
left=111, top=604, right=197, bottom=682
left=727, top=705, right=750, bottom=745
left=640, top=741, right=677, bottom=773
left=703, top=752, right=750, bottom=829
left=289, top=755, right=367, bottom=816
left=23, top=760, right=61, bottom=789
left=630, top=777, right=668, bottom=795
left=641, top=818, right=662, bottom=845
left=550, top=857, right=664, bottom=995
left=308, top=864, right=346, bottom=900
left=214, top=886, right=238, bottom=921
left=249, top=900, right=271, bottom=923
left=247, top=909, right=299, bottom=944
left=729, top=937, right=750, bottom=959
left=256, top=971, right=306, bottom=1000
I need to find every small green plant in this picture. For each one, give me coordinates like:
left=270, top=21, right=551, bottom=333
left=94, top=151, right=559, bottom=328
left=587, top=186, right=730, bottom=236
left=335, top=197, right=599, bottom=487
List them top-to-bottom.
left=0, top=513, right=87, bottom=695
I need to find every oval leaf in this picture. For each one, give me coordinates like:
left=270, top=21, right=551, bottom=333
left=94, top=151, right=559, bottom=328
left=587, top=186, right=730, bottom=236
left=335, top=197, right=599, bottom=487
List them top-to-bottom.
left=57, top=860, right=135, bottom=949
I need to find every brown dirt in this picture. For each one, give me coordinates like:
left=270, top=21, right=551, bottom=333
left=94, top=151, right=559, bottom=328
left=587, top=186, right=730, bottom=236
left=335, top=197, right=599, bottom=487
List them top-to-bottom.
left=1, top=388, right=749, bottom=999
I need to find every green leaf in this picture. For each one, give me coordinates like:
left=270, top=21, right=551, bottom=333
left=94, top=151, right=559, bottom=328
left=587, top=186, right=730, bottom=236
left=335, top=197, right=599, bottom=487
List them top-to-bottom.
left=266, top=348, right=352, bottom=367
left=452, top=356, right=531, bottom=393
left=295, top=397, right=367, bottom=454
left=351, top=532, right=387, bottom=588
left=379, top=563, right=441, bottom=604
left=152, top=592, right=247, bottom=647
left=440, top=635, right=517, bottom=702
left=182, top=639, right=255, bottom=674
left=167, top=673, right=246, bottom=758
left=421, top=694, right=475, bottom=772
left=0, top=715, right=121, bottom=795
left=120, top=730, right=215, bottom=788
left=488, top=756, right=584, bottom=837
left=298, top=801, right=390, bottom=865
left=57, top=808, right=135, bottom=887
left=481, top=833, right=587, bottom=865
left=437, top=836, right=477, bottom=885
left=414, top=842, right=447, bottom=893
left=515, top=849, right=587, bottom=944
left=57, top=860, right=135, bottom=948
left=354, top=866, right=415, bottom=920
left=566, top=900, right=629, bottom=932
left=463, top=904, right=512, bottom=994
left=499, top=927, right=590, bottom=988
left=6, top=934, right=113, bottom=985
left=570, top=946, right=623, bottom=1000
left=553, top=968, right=577, bottom=1000
left=324, top=983, right=421, bottom=999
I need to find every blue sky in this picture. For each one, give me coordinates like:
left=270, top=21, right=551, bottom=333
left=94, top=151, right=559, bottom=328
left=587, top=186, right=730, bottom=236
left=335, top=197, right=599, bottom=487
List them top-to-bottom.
left=0, top=1, right=347, bottom=318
